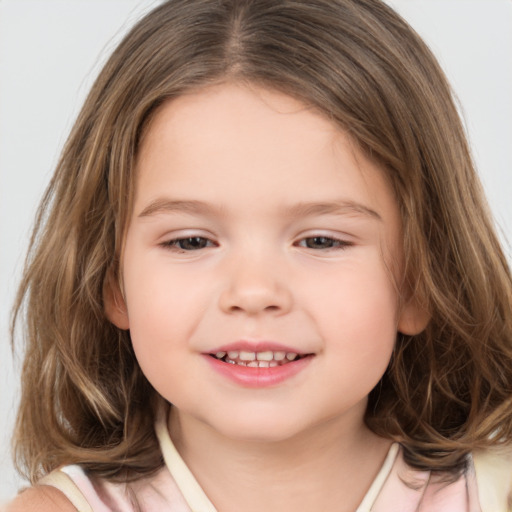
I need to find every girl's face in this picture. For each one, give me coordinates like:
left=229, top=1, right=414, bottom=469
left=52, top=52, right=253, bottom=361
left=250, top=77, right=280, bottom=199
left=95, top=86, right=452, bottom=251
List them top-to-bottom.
left=107, top=83, right=426, bottom=443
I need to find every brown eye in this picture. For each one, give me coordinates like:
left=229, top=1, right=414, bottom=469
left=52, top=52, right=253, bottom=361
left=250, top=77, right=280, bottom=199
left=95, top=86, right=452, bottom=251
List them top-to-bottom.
left=163, top=236, right=213, bottom=251
left=178, top=237, right=209, bottom=250
left=297, top=237, right=352, bottom=250
left=304, top=237, right=335, bottom=249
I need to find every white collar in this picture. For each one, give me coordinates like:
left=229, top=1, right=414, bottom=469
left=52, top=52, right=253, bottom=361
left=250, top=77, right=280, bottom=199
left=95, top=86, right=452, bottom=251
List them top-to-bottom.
left=155, top=404, right=399, bottom=512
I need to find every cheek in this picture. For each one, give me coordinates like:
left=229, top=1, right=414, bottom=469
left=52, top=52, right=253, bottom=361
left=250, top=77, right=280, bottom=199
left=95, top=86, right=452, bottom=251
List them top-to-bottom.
left=123, top=247, right=207, bottom=334
left=121, top=254, right=192, bottom=374
left=311, top=257, right=398, bottom=373
left=125, top=280, right=196, bottom=404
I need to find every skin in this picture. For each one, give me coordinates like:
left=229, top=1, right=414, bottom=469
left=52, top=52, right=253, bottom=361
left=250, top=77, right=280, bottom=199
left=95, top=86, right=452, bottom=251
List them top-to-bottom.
left=8, top=82, right=427, bottom=511
left=108, top=83, right=427, bottom=511
left=5, top=486, right=76, bottom=512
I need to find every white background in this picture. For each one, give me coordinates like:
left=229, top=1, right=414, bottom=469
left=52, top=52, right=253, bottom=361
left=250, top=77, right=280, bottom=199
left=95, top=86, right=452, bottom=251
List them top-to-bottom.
left=0, top=0, right=511, bottom=501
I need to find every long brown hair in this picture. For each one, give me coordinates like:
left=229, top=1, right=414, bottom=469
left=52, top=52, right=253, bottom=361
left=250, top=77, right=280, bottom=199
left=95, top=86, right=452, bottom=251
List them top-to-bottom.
left=12, top=0, right=512, bottom=483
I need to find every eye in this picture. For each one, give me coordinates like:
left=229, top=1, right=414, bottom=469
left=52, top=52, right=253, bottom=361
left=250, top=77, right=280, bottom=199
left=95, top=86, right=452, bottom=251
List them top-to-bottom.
left=161, top=236, right=215, bottom=251
left=296, top=236, right=351, bottom=250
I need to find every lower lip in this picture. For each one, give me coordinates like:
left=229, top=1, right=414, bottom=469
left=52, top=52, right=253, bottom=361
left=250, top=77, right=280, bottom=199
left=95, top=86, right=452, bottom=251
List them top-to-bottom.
left=204, top=355, right=313, bottom=388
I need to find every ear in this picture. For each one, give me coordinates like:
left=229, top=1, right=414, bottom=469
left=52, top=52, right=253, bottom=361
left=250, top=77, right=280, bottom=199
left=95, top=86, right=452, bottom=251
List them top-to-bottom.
left=103, top=272, right=130, bottom=330
left=397, top=298, right=430, bottom=336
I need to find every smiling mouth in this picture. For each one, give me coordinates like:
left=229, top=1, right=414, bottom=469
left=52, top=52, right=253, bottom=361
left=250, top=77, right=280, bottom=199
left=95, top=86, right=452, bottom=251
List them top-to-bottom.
left=210, top=350, right=308, bottom=368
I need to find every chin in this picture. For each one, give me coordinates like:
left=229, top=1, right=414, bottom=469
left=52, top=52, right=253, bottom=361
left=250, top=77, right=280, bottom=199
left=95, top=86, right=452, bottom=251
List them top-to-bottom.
left=210, top=415, right=310, bottom=445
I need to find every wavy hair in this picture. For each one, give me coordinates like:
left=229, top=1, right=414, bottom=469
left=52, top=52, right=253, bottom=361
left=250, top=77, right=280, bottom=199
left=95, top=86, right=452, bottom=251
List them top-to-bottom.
left=12, top=0, right=512, bottom=482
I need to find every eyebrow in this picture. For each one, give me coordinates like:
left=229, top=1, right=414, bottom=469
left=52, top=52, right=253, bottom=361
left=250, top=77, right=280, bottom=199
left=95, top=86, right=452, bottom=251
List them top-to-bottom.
left=138, top=198, right=382, bottom=221
left=138, top=199, right=218, bottom=218
left=285, top=201, right=382, bottom=221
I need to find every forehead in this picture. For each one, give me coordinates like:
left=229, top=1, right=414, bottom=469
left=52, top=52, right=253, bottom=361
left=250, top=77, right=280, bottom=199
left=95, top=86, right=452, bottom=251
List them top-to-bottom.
left=134, top=82, right=396, bottom=223
left=138, top=82, right=339, bottom=169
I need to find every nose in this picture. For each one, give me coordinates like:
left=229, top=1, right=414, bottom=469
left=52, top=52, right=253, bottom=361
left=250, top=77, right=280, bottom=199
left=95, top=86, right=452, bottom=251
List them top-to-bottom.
left=218, top=256, right=293, bottom=316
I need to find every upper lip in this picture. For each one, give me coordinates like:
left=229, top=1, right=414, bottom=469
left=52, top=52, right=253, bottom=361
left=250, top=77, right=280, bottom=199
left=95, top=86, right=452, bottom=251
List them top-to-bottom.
left=207, top=340, right=309, bottom=355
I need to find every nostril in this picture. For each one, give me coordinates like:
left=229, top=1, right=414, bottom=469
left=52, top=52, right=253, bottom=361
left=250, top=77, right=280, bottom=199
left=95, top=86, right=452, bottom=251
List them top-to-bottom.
left=218, top=280, right=293, bottom=315
left=228, top=303, right=281, bottom=314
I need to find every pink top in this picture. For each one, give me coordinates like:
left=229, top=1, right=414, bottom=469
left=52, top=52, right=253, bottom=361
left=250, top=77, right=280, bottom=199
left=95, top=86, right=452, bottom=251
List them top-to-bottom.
left=39, top=407, right=512, bottom=512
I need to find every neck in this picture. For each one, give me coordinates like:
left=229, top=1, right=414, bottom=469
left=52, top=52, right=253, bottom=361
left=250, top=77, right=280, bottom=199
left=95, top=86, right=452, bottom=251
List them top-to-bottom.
left=169, top=407, right=392, bottom=512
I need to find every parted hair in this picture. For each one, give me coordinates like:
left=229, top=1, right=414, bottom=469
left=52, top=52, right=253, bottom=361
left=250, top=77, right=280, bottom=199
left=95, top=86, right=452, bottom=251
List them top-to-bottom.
left=12, top=0, right=512, bottom=483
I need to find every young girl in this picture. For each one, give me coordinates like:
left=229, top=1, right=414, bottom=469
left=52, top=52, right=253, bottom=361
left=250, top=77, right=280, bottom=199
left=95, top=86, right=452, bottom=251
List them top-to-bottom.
left=7, top=0, right=512, bottom=510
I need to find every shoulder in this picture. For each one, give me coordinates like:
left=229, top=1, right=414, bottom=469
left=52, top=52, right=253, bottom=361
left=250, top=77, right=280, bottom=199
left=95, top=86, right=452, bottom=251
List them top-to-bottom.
left=4, top=485, right=76, bottom=512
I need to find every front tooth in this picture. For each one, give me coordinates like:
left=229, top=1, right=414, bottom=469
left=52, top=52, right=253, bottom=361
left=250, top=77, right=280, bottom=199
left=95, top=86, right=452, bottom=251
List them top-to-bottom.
left=216, top=351, right=226, bottom=359
left=227, top=351, right=239, bottom=360
left=239, top=351, right=256, bottom=361
left=256, top=351, right=273, bottom=361
left=273, top=351, right=286, bottom=361
left=286, top=352, right=298, bottom=361
left=237, top=361, right=247, bottom=366
left=247, top=361, right=258, bottom=368
left=258, top=361, right=270, bottom=368
left=269, top=361, right=278, bottom=367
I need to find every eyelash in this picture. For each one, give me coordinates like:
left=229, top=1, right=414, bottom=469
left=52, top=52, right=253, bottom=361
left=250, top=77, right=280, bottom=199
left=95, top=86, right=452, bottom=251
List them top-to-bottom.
left=160, top=235, right=352, bottom=252
left=160, top=236, right=217, bottom=251
left=294, top=236, right=353, bottom=251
